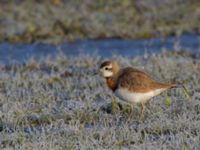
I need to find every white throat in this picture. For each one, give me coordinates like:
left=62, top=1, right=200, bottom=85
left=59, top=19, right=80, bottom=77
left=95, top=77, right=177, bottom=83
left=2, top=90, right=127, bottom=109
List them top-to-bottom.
left=102, top=71, right=113, bottom=77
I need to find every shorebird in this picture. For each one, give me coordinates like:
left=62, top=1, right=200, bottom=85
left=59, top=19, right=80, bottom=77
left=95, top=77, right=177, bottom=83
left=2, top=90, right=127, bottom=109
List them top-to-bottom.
left=99, top=60, right=177, bottom=119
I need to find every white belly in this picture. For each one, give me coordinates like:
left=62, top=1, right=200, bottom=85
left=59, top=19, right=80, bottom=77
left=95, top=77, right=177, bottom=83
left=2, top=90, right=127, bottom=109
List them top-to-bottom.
left=114, top=88, right=165, bottom=104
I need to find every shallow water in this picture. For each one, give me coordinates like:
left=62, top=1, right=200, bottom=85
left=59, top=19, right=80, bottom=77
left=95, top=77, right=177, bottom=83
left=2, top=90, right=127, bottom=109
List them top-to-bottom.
left=0, top=34, right=200, bottom=64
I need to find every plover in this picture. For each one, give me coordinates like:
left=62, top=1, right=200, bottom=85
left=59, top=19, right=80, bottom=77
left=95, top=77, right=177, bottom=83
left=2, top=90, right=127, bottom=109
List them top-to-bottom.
left=99, top=60, right=177, bottom=119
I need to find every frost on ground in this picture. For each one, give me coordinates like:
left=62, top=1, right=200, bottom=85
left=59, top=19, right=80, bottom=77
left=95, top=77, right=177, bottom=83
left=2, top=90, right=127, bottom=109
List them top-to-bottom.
left=0, top=52, right=200, bottom=149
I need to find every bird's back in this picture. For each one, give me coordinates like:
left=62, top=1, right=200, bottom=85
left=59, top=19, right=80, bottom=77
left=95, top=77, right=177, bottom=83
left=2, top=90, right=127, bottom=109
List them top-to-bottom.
left=117, top=67, right=175, bottom=93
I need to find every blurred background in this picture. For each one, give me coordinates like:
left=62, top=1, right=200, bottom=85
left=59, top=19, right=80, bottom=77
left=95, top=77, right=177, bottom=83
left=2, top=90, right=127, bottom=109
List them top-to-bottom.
left=0, top=0, right=200, bottom=63
left=1, top=0, right=200, bottom=42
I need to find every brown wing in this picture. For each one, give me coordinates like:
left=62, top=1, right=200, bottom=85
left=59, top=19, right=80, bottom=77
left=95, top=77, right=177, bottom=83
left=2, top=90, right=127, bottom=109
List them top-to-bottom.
left=118, top=67, right=175, bottom=92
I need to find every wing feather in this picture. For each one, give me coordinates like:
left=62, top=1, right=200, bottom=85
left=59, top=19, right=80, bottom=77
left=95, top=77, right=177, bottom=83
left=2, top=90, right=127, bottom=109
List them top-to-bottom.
left=118, top=67, right=172, bottom=92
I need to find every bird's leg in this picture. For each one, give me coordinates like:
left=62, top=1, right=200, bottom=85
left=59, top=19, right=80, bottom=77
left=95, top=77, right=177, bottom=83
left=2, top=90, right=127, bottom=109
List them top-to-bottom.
left=145, top=99, right=151, bottom=108
left=145, top=99, right=151, bottom=114
left=140, top=103, right=146, bottom=120
left=126, top=104, right=134, bottom=119
left=127, top=104, right=134, bottom=120
left=130, top=104, right=134, bottom=116
left=131, top=104, right=134, bottom=114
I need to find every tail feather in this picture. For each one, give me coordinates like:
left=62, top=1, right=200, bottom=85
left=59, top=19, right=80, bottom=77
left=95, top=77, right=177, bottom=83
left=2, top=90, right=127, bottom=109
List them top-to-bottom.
left=154, top=82, right=191, bottom=100
left=158, top=83, right=177, bottom=89
left=164, top=83, right=186, bottom=89
left=166, top=83, right=192, bottom=100
left=169, top=83, right=178, bottom=88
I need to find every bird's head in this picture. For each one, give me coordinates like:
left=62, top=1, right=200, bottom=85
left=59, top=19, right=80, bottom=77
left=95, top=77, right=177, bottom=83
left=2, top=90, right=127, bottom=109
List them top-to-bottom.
left=99, top=60, right=120, bottom=78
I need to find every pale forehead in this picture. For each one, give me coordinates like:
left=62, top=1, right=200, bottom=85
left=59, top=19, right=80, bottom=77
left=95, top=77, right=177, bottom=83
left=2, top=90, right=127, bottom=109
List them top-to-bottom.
left=100, top=61, right=112, bottom=68
left=104, top=64, right=112, bottom=68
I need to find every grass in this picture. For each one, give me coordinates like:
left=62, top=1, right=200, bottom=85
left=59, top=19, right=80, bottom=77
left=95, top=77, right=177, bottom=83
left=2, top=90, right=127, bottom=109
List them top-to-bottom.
left=0, top=0, right=200, bottom=43
left=0, top=51, right=199, bottom=149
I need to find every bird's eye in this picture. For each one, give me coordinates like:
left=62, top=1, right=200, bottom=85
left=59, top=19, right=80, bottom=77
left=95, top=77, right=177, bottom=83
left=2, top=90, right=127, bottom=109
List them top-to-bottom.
left=105, top=67, right=109, bottom=70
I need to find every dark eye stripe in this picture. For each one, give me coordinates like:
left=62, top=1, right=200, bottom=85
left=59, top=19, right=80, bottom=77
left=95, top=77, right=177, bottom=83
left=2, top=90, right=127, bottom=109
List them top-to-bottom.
left=105, top=67, right=112, bottom=71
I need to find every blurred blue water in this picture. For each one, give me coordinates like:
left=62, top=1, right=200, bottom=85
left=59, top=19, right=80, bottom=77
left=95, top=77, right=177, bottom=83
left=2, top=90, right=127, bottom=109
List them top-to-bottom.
left=0, top=34, right=200, bottom=64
